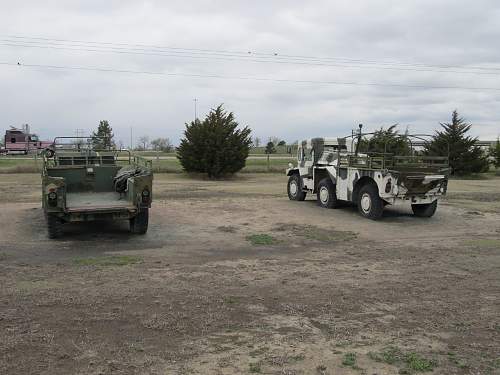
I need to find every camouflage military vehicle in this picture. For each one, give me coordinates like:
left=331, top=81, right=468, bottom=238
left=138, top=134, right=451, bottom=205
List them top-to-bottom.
left=286, top=129, right=449, bottom=219
left=41, top=137, right=153, bottom=238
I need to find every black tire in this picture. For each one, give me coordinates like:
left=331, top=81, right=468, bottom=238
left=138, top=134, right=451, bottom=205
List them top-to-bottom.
left=46, top=148, right=55, bottom=158
left=287, top=174, right=306, bottom=201
left=317, top=178, right=339, bottom=209
left=357, top=182, right=384, bottom=220
left=412, top=200, right=438, bottom=218
left=130, top=208, right=149, bottom=234
left=46, top=214, right=63, bottom=239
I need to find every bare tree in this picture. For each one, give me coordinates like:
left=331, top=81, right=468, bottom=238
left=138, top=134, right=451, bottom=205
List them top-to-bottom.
left=137, top=136, right=150, bottom=151
left=253, top=136, right=261, bottom=147
left=269, top=136, right=281, bottom=146
left=151, top=137, right=174, bottom=152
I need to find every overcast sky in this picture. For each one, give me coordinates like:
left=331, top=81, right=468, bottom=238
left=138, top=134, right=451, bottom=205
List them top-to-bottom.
left=1, top=0, right=499, bottom=146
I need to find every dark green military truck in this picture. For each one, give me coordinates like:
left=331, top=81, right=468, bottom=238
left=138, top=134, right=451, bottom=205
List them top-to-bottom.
left=41, top=137, right=153, bottom=238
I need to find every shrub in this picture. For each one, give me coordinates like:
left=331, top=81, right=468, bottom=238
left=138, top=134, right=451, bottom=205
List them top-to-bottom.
left=177, top=105, right=252, bottom=178
left=425, top=110, right=489, bottom=175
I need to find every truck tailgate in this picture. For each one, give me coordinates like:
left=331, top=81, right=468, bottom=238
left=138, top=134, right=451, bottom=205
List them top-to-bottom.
left=66, top=192, right=134, bottom=212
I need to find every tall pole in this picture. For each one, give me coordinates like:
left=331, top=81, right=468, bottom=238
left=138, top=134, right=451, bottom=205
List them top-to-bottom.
left=193, top=98, right=198, bottom=121
left=130, top=126, right=133, bottom=150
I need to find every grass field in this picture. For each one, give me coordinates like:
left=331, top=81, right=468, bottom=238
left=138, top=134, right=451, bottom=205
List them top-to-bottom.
left=1, top=154, right=497, bottom=176
left=0, top=155, right=296, bottom=173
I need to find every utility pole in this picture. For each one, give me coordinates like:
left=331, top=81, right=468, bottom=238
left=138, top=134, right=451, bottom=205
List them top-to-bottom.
left=193, top=98, right=198, bottom=121
left=130, top=126, right=133, bottom=150
left=75, top=128, right=85, bottom=148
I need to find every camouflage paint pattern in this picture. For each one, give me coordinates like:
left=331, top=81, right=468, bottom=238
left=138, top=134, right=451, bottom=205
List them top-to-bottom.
left=287, top=137, right=448, bottom=205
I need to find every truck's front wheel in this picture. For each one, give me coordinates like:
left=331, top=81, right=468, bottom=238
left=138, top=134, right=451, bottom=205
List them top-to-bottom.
left=287, top=174, right=306, bottom=201
left=317, top=178, right=339, bottom=209
left=357, top=183, right=384, bottom=220
left=412, top=201, right=437, bottom=218
left=130, top=208, right=149, bottom=234
left=46, top=214, right=63, bottom=239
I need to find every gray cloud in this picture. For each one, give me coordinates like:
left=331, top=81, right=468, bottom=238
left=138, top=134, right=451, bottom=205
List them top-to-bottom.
left=1, top=0, right=499, bottom=145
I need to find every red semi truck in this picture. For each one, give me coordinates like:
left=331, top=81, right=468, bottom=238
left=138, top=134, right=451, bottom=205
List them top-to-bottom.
left=1, top=125, right=52, bottom=155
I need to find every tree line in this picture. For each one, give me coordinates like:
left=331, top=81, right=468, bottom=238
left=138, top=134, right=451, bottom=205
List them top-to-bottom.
left=90, top=107, right=499, bottom=178
left=91, top=120, right=174, bottom=153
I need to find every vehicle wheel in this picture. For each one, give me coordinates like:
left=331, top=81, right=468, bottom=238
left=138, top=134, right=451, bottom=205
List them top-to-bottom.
left=45, top=148, right=55, bottom=158
left=287, top=174, right=306, bottom=201
left=317, top=178, right=339, bottom=208
left=357, top=182, right=384, bottom=220
left=412, top=200, right=437, bottom=218
left=130, top=208, right=149, bottom=234
left=46, top=214, right=63, bottom=239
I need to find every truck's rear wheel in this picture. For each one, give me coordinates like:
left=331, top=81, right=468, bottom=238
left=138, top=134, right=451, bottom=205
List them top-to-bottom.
left=287, top=174, right=306, bottom=201
left=317, top=178, right=339, bottom=209
left=357, top=183, right=384, bottom=220
left=412, top=200, right=437, bottom=218
left=130, top=208, right=149, bottom=234
left=46, top=214, right=63, bottom=239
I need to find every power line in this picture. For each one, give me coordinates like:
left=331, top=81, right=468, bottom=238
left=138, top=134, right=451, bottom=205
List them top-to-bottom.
left=3, top=34, right=500, bottom=75
left=5, top=34, right=499, bottom=70
left=3, top=41, right=500, bottom=76
left=2, top=61, right=500, bottom=92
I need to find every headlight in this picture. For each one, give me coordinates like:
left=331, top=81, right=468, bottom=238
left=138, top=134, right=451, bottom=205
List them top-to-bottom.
left=385, top=179, right=392, bottom=193
left=141, top=188, right=150, bottom=203
left=47, top=191, right=58, bottom=207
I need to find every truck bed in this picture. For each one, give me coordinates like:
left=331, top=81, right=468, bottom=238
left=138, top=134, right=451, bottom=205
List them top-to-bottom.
left=66, top=192, right=134, bottom=212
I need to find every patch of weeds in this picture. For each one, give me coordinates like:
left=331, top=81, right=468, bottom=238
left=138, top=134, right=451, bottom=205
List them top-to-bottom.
left=274, top=223, right=356, bottom=243
left=246, top=233, right=278, bottom=246
left=466, top=239, right=500, bottom=248
left=0, top=252, right=7, bottom=261
left=73, top=255, right=142, bottom=266
left=223, top=296, right=240, bottom=304
left=368, top=346, right=402, bottom=365
left=369, top=347, right=436, bottom=373
left=342, top=352, right=357, bottom=367
left=403, top=352, right=437, bottom=372
left=447, top=352, right=468, bottom=369
left=289, top=354, right=305, bottom=362
left=490, top=357, right=500, bottom=369
left=249, top=361, right=262, bottom=373
left=316, top=364, right=327, bottom=374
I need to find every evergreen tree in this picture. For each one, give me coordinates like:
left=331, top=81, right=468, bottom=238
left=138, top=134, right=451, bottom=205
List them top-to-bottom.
left=177, top=105, right=252, bottom=178
left=425, top=110, right=489, bottom=175
left=91, top=120, right=115, bottom=149
left=358, top=125, right=410, bottom=155
left=490, top=138, right=500, bottom=168
left=265, top=141, right=276, bottom=154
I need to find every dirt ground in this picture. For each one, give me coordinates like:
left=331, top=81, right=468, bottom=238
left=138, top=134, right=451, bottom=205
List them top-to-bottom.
left=0, top=173, right=499, bottom=375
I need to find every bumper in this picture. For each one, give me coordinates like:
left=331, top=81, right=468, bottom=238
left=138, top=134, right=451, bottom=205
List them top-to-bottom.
left=383, top=193, right=443, bottom=205
left=51, top=206, right=139, bottom=222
